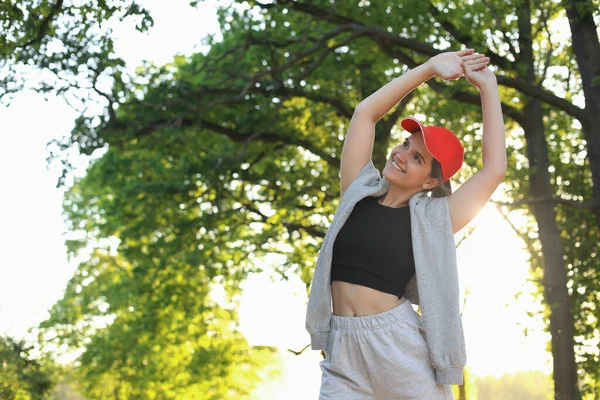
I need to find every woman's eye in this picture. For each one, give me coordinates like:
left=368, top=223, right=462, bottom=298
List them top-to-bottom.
left=403, top=140, right=408, bottom=148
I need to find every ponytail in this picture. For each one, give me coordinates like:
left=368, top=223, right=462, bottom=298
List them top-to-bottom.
left=429, top=159, right=452, bottom=198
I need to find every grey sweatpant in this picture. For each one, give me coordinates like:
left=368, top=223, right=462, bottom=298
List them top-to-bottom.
left=318, top=299, right=454, bottom=399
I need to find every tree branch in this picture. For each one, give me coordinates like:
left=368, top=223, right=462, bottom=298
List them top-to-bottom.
left=18, top=0, right=65, bottom=48
left=479, top=0, right=519, bottom=60
left=259, top=1, right=584, bottom=120
left=427, top=1, right=514, bottom=69
left=538, top=7, right=554, bottom=84
left=198, top=24, right=357, bottom=113
left=364, top=25, right=582, bottom=119
left=295, top=30, right=364, bottom=82
left=199, top=40, right=251, bottom=75
left=499, top=74, right=584, bottom=119
left=200, top=78, right=353, bottom=118
left=264, top=84, right=354, bottom=118
left=448, top=87, right=525, bottom=125
left=381, top=91, right=415, bottom=133
left=198, top=119, right=339, bottom=169
left=283, top=221, right=326, bottom=239
left=287, top=343, right=311, bottom=355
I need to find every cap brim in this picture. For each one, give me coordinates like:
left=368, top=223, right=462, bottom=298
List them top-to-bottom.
left=400, top=117, right=435, bottom=159
left=400, top=117, right=424, bottom=134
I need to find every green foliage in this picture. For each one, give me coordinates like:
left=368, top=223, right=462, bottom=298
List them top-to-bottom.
left=0, top=0, right=153, bottom=101
left=10, top=0, right=597, bottom=397
left=39, top=107, right=282, bottom=396
left=0, top=335, right=56, bottom=400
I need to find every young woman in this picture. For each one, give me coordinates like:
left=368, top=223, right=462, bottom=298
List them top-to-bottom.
left=305, top=48, right=507, bottom=399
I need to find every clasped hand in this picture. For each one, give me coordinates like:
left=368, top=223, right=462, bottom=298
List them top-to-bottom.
left=426, top=48, right=497, bottom=89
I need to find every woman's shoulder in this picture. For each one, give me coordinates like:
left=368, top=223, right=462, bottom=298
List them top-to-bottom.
left=340, top=160, right=382, bottom=199
left=410, top=193, right=450, bottom=216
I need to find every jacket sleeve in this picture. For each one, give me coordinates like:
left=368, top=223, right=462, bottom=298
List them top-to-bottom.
left=305, top=159, right=379, bottom=350
left=410, top=195, right=467, bottom=385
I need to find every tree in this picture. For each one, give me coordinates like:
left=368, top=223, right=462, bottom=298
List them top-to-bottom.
left=0, top=0, right=152, bottom=103
left=4, top=0, right=597, bottom=398
left=561, top=0, right=600, bottom=227
left=99, top=1, right=592, bottom=397
left=169, top=1, right=595, bottom=397
left=37, top=186, right=281, bottom=397
left=0, top=335, right=56, bottom=400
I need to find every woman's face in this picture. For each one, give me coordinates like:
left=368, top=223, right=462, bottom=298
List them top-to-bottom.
left=382, top=131, right=439, bottom=191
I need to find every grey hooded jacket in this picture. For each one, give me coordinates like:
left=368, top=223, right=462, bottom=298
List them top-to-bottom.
left=305, top=159, right=467, bottom=385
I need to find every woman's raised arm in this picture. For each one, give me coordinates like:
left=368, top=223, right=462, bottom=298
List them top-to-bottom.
left=340, top=49, right=487, bottom=197
left=448, top=63, right=507, bottom=233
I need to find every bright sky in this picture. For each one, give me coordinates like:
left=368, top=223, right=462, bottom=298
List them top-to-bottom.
left=0, top=1, right=553, bottom=398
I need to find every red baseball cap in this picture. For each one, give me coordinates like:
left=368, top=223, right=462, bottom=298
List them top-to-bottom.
left=400, top=117, right=464, bottom=182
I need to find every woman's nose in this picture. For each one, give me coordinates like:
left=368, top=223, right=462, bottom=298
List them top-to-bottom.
left=396, top=153, right=407, bottom=163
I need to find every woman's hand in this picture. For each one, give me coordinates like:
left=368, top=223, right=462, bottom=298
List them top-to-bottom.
left=426, top=49, right=489, bottom=81
left=461, top=62, right=498, bottom=91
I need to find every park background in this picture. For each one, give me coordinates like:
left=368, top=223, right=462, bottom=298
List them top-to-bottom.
left=0, top=0, right=598, bottom=399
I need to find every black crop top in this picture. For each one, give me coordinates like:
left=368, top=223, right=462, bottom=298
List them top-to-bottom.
left=330, top=195, right=416, bottom=298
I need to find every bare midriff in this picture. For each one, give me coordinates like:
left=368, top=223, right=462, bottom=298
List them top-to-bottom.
left=331, top=280, right=406, bottom=317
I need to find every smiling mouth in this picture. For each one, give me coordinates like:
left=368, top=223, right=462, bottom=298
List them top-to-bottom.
left=391, top=159, right=405, bottom=173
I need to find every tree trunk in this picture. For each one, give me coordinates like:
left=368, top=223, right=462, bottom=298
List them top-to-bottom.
left=563, top=0, right=600, bottom=227
left=518, top=1, right=580, bottom=398
left=522, top=99, right=581, bottom=400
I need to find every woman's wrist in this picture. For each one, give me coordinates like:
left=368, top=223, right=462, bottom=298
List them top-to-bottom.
left=422, top=59, right=437, bottom=79
left=396, top=62, right=434, bottom=87
left=477, top=80, right=498, bottom=94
